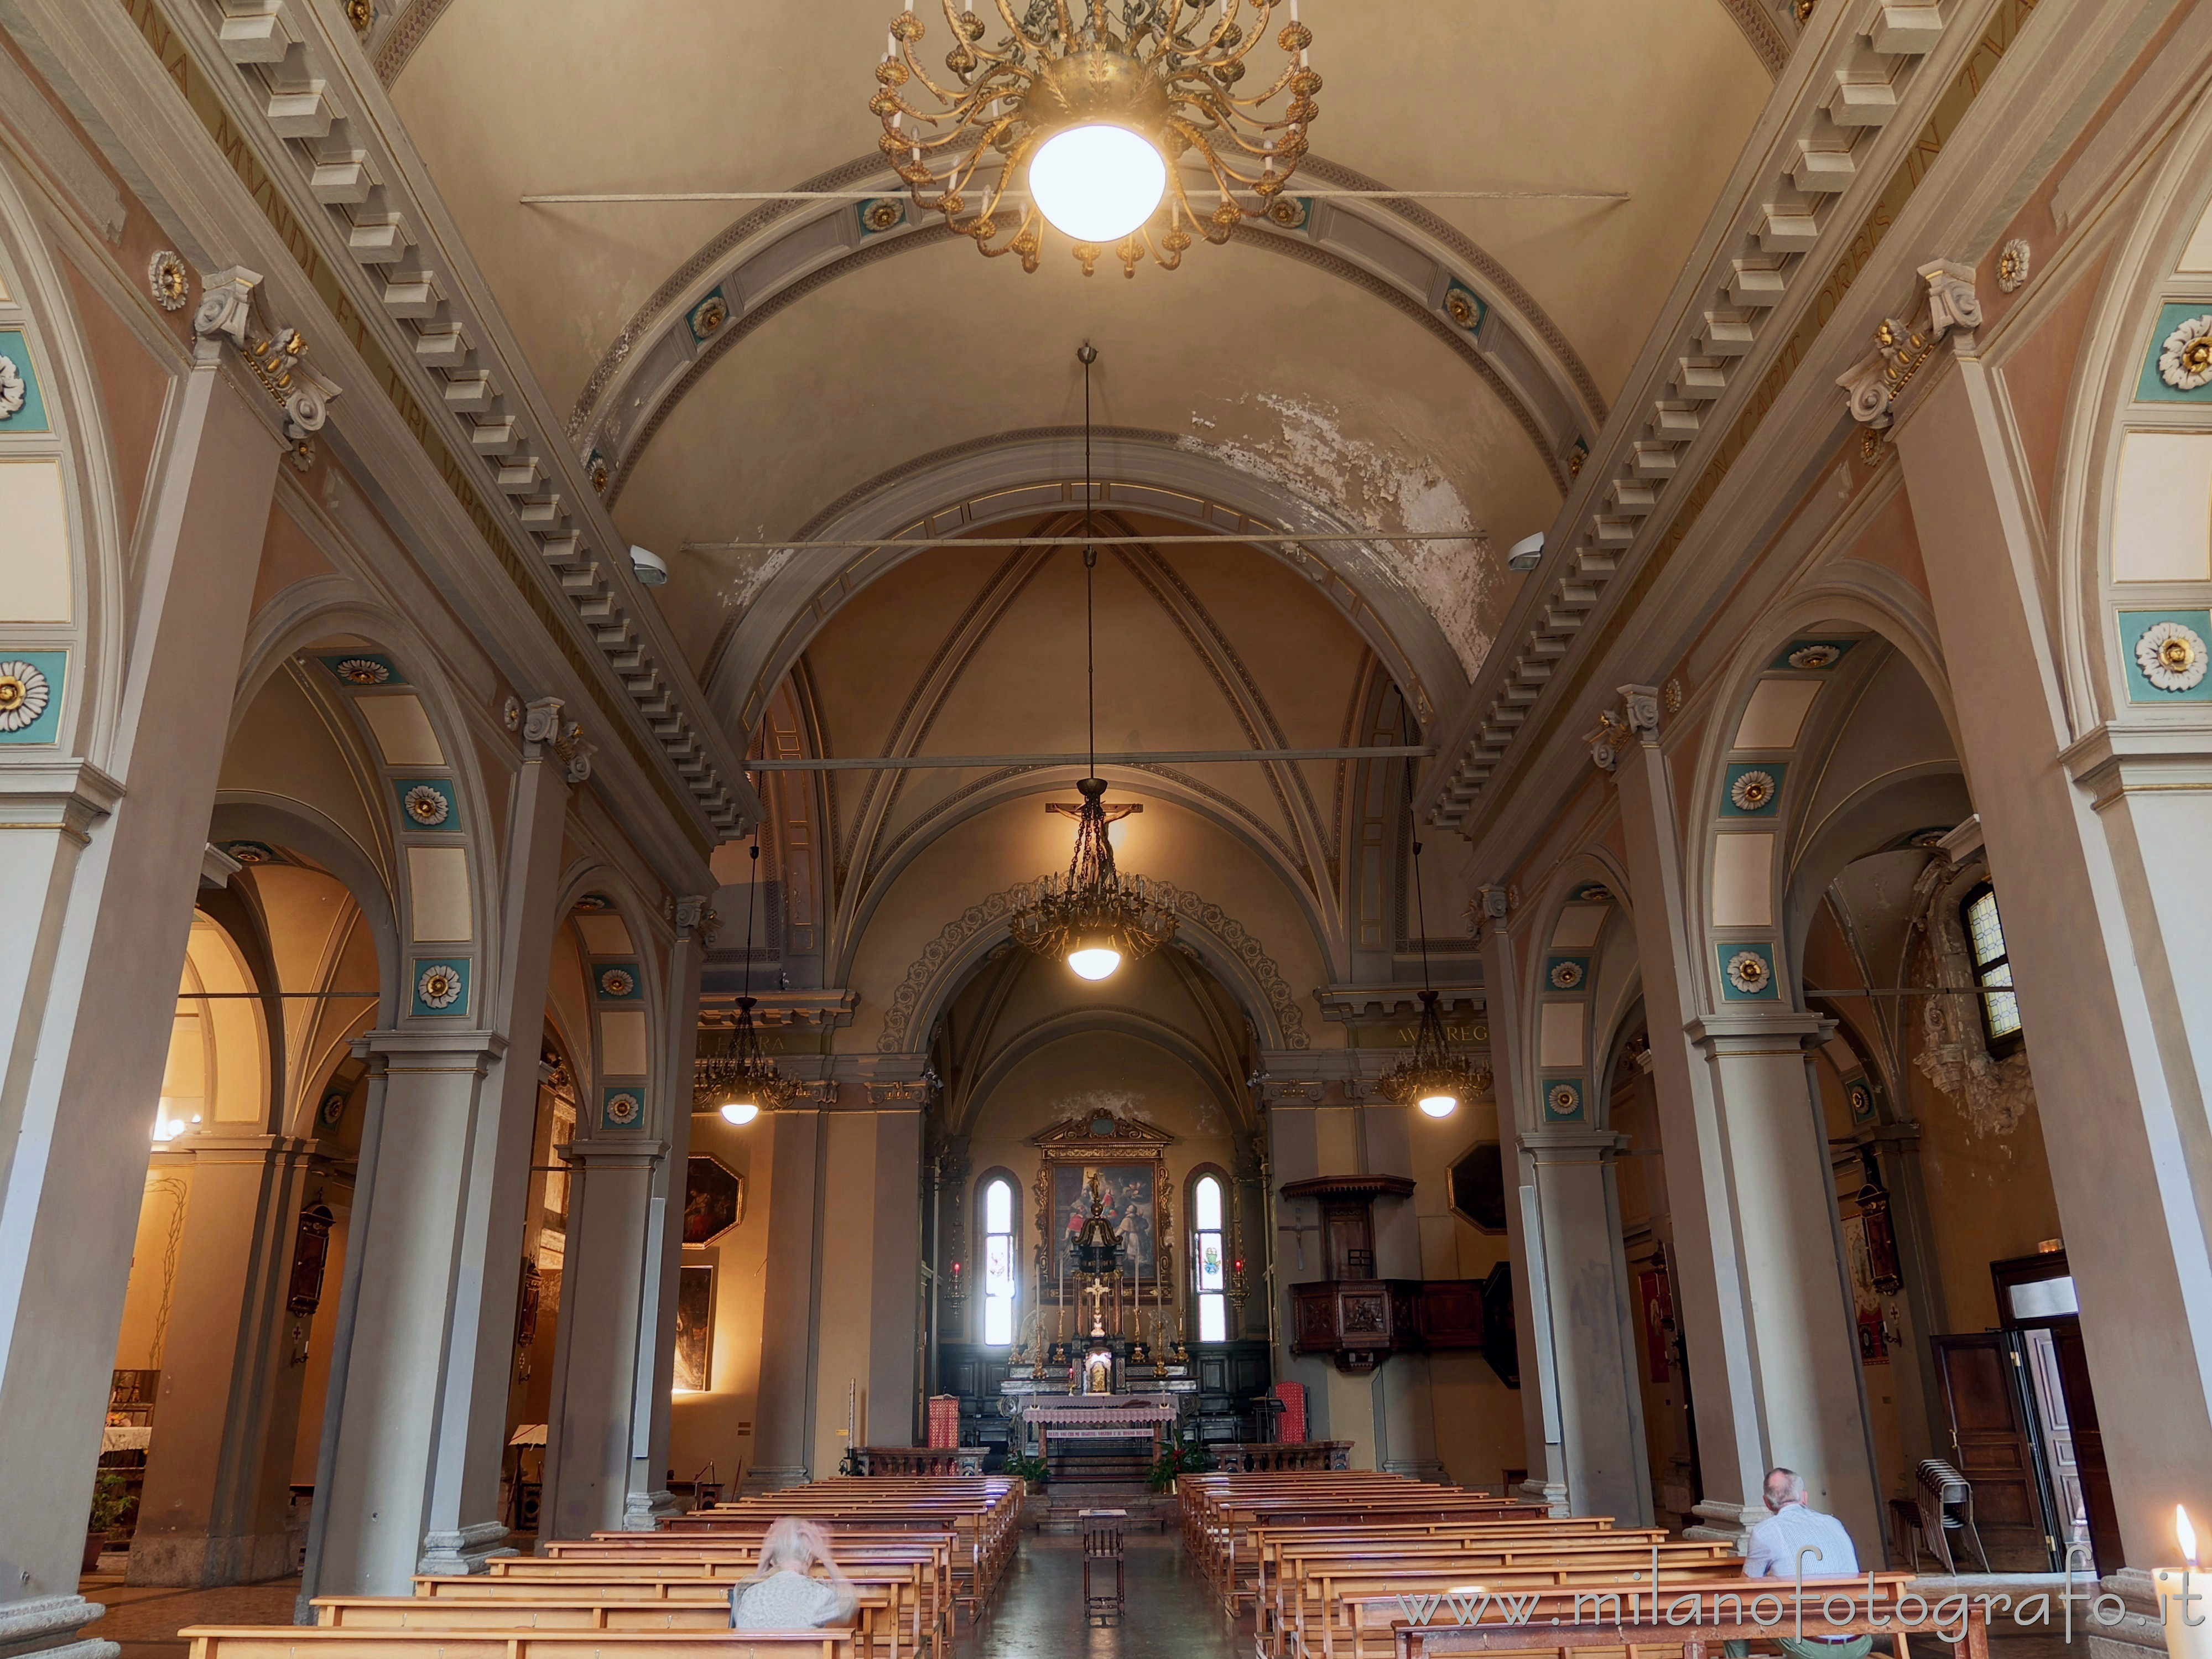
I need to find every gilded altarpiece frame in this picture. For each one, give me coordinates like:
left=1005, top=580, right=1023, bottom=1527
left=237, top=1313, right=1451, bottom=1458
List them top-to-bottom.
left=1029, top=1111, right=1175, bottom=1308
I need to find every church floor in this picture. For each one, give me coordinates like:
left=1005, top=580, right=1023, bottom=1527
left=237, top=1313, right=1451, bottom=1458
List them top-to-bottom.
left=974, top=1532, right=1238, bottom=1658
left=78, top=1573, right=300, bottom=1659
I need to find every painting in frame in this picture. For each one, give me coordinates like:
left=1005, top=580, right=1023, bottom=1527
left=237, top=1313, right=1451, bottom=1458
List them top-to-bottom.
left=673, top=1263, right=714, bottom=1391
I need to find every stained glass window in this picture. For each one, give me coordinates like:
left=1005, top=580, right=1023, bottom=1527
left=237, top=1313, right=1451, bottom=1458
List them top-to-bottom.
left=1960, top=883, right=2023, bottom=1052
left=1194, top=1174, right=1227, bottom=1342
left=983, top=1177, right=1016, bottom=1346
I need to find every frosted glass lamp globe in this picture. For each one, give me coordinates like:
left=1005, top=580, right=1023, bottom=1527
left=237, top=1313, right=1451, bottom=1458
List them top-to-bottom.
left=1029, top=124, right=1167, bottom=243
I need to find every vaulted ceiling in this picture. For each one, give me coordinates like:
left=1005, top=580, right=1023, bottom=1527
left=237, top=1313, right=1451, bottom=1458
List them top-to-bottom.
left=375, top=0, right=1777, bottom=987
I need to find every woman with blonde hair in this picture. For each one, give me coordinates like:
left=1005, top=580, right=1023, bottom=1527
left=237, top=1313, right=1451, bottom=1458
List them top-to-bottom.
left=729, top=1517, right=857, bottom=1630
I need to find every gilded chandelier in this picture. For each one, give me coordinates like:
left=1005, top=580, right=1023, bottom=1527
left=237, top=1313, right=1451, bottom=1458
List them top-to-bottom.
left=871, top=0, right=1321, bottom=277
left=1011, top=777, right=1176, bottom=979
left=693, top=838, right=800, bottom=1122
left=1377, top=990, right=1482, bottom=1120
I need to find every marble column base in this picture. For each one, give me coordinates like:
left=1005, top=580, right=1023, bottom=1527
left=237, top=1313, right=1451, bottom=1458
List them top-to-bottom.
left=1383, top=1459, right=1449, bottom=1484
left=739, top=1466, right=810, bottom=1496
left=1514, top=1477, right=1570, bottom=1517
left=621, top=1490, right=681, bottom=1531
left=1685, top=1499, right=1756, bottom=1549
left=416, top=1521, right=516, bottom=1575
left=123, top=1531, right=294, bottom=1588
left=2083, top=1570, right=2171, bottom=1659
left=0, top=1596, right=116, bottom=1659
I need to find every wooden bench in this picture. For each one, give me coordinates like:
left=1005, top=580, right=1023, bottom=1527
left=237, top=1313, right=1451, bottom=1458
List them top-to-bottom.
left=1285, top=1557, right=1766, bottom=1659
left=1391, top=1578, right=1987, bottom=1659
left=344, top=1583, right=912, bottom=1659
left=180, top=1626, right=857, bottom=1659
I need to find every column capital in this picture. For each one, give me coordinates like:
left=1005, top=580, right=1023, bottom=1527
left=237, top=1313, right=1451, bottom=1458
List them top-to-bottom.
left=1835, top=258, right=1981, bottom=444
left=190, top=265, right=342, bottom=465
left=2059, top=724, right=2212, bottom=811
left=0, top=757, right=124, bottom=845
left=1685, top=1011, right=1834, bottom=1054
left=349, top=1029, right=508, bottom=1073
left=1518, top=1124, right=1628, bottom=1161
left=560, top=1138, right=667, bottom=1168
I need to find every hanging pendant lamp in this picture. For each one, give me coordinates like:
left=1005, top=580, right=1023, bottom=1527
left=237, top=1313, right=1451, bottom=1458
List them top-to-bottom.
left=1008, top=342, right=1175, bottom=981
left=1377, top=695, right=1479, bottom=1118
left=693, top=836, right=799, bottom=1121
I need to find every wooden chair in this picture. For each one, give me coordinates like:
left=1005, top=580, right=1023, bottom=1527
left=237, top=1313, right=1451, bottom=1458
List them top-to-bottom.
left=1080, top=1509, right=1126, bottom=1627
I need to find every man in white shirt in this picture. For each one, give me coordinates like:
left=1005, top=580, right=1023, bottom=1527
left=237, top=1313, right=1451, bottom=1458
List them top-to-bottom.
left=1746, top=1466, right=1860, bottom=1579
left=1725, top=1469, right=1869, bottom=1659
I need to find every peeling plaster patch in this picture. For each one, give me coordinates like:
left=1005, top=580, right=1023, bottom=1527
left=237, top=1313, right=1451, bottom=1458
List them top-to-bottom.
left=1178, top=393, right=1496, bottom=680
left=1188, top=412, right=1217, bottom=429
left=719, top=546, right=792, bottom=613
left=1057, top=1088, right=1148, bottom=1121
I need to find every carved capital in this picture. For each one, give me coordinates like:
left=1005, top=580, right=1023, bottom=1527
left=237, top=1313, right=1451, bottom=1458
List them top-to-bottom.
left=1836, top=258, right=1981, bottom=433
left=193, top=265, right=261, bottom=349
left=1620, top=683, right=1662, bottom=736
left=521, top=696, right=565, bottom=750
left=1586, top=709, right=1633, bottom=772
left=1477, top=883, right=1512, bottom=922
left=673, top=894, right=718, bottom=945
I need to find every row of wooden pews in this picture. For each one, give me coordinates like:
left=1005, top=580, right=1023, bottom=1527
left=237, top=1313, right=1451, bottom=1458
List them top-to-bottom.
left=1179, top=1472, right=1986, bottom=1659
left=178, top=1475, right=1023, bottom=1659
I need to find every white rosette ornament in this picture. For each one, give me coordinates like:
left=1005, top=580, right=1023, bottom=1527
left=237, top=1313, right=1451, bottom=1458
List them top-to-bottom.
left=2159, top=314, right=2212, bottom=392
left=2136, top=620, right=2209, bottom=693
left=0, top=659, right=51, bottom=731
left=1725, top=950, right=1771, bottom=995
left=417, top=963, right=464, bottom=1009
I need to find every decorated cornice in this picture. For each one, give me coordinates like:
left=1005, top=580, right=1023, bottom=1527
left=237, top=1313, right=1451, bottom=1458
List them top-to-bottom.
left=75, top=0, right=761, bottom=854
left=1421, top=0, right=2009, bottom=834
left=1316, top=984, right=1485, bottom=1026
left=696, top=988, right=858, bottom=1029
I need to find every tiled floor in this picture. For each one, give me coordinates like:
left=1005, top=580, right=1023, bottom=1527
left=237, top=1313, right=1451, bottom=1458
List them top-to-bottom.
left=975, top=1533, right=1238, bottom=1658
left=79, top=1574, right=302, bottom=1659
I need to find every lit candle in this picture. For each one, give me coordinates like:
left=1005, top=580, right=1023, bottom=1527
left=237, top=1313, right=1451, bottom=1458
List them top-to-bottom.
left=2157, top=1507, right=2212, bottom=1659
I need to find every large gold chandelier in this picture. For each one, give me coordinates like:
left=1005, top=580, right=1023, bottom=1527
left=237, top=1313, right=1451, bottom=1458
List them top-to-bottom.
left=871, top=1, right=1321, bottom=277
left=1009, top=342, right=1177, bottom=979
left=1375, top=694, right=1478, bottom=1119
left=1012, top=776, right=1177, bottom=979
left=693, top=839, right=801, bottom=1123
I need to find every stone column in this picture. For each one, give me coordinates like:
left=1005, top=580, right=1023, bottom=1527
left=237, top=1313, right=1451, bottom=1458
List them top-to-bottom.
left=0, top=331, right=284, bottom=1650
left=1890, top=335, right=2212, bottom=1566
left=310, top=724, right=570, bottom=1588
left=1610, top=734, right=1771, bottom=1544
left=1479, top=892, right=1570, bottom=1513
left=621, top=898, right=710, bottom=1530
left=1687, top=1016, right=1881, bottom=1553
left=309, top=1029, right=507, bottom=1593
left=742, top=1103, right=824, bottom=1492
left=1520, top=1126, right=1651, bottom=1524
left=126, top=1135, right=320, bottom=1586
left=540, top=1137, right=665, bottom=1538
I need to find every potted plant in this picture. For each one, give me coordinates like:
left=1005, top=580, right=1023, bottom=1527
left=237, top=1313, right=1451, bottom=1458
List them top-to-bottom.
left=1147, top=1427, right=1210, bottom=1493
left=1006, top=1453, right=1049, bottom=1495
left=84, top=1471, right=130, bottom=1572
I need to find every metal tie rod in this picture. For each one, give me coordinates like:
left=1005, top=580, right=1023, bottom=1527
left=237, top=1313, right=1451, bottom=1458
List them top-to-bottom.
left=523, top=188, right=1627, bottom=204
left=681, top=531, right=1486, bottom=553
left=746, top=745, right=1434, bottom=771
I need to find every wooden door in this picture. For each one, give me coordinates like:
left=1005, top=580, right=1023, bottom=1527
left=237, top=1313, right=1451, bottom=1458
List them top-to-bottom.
left=2052, top=1322, right=2124, bottom=1572
left=2021, top=1329, right=2088, bottom=1552
left=1929, top=1333, right=2058, bottom=1569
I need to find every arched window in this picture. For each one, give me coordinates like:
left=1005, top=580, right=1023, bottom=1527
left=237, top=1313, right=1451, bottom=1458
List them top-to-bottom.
left=1960, top=881, right=2024, bottom=1057
left=1192, top=1174, right=1227, bottom=1343
left=982, top=1176, right=1017, bottom=1346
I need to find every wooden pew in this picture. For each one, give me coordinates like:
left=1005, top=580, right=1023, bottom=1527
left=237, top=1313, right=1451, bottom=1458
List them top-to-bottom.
left=1261, top=1537, right=1742, bottom=1655
left=469, top=1554, right=948, bottom=1650
left=1281, top=1556, right=1761, bottom=1659
left=1390, top=1577, right=1985, bottom=1659
left=319, top=1591, right=912, bottom=1659
left=180, top=1627, right=857, bottom=1659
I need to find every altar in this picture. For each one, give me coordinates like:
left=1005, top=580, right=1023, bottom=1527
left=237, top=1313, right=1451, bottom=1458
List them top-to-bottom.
left=1017, top=1392, right=1179, bottom=1463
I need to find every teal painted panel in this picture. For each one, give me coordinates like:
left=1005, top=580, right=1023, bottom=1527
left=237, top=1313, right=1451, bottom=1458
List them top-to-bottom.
left=0, top=330, right=51, bottom=431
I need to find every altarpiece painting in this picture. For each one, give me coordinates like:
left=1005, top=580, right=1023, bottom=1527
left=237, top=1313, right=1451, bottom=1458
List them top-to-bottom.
left=1029, top=1110, right=1174, bottom=1306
